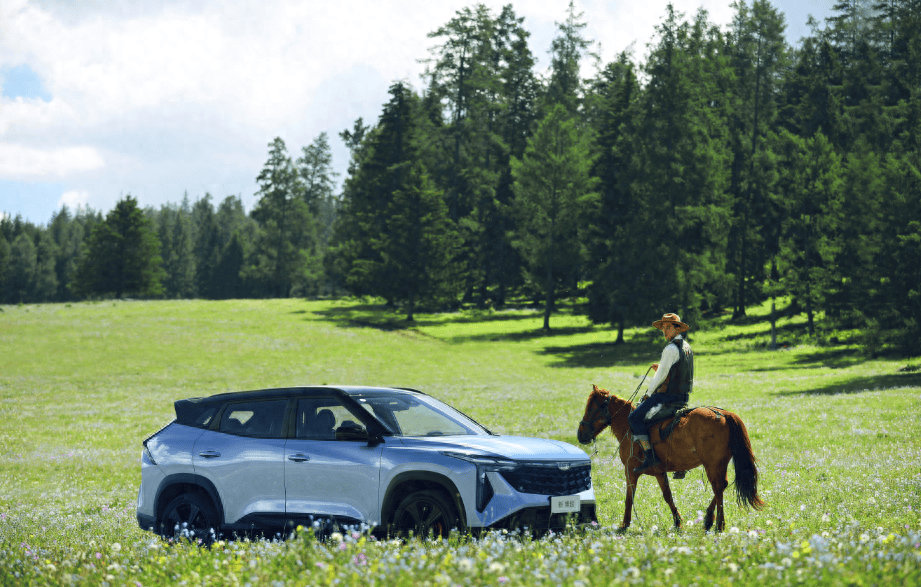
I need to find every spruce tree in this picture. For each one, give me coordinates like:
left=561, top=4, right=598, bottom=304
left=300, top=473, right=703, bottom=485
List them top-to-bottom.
left=511, top=104, right=599, bottom=330
left=74, top=195, right=165, bottom=299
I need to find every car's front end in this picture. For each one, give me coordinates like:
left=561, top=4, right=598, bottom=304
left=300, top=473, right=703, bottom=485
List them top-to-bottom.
left=380, top=434, right=596, bottom=533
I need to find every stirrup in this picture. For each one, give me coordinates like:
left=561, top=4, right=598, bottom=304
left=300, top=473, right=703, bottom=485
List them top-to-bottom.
left=632, top=450, right=658, bottom=474
left=672, top=471, right=687, bottom=480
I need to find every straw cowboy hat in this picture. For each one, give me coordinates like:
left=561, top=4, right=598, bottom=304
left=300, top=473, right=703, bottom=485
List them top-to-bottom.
left=652, top=313, right=689, bottom=333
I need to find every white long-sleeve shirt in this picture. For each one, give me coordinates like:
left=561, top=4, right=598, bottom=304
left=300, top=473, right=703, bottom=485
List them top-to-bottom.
left=647, top=339, right=680, bottom=394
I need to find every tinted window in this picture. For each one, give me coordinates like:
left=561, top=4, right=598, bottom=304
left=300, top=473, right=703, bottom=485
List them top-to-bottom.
left=352, top=393, right=488, bottom=436
left=295, top=398, right=366, bottom=440
left=219, top=400, right=288, bottom=438
left=176, top=403, right=219, bottom=429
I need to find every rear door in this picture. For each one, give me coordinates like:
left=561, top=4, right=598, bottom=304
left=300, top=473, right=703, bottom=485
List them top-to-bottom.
left=284, top=397, right=384, bottom=525
left=192, top=399, right=289, bottom=525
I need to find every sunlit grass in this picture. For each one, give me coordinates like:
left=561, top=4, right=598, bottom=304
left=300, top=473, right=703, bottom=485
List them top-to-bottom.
left=1, top=297, right=919, bottom=585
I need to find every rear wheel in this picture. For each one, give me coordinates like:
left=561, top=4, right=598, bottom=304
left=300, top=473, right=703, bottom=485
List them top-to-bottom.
left=391, top=490, right=459, bottom=539
left=160, top=492, right=219, bottom=543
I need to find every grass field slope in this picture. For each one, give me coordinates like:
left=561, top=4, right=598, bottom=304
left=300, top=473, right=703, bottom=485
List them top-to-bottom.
left=1, top=298, right=919, bottom=586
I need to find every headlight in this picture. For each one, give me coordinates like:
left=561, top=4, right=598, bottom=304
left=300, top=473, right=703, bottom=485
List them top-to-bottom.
left=440, top=451, right=518, bottom=470
left=442, top=452, right=518, bottom=512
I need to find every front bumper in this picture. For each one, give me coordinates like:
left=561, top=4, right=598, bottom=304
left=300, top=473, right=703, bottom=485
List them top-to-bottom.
left=487, top=503, right=597, bottom=534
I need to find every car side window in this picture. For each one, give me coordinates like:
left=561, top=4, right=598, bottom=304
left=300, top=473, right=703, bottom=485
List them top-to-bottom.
left=295, top=398, right=366, bottom=440
left=219, top=400, right=288, bottom=439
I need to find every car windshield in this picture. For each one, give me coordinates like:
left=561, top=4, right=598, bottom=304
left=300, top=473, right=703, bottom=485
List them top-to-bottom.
left=352, top=392, right=490, bottom=437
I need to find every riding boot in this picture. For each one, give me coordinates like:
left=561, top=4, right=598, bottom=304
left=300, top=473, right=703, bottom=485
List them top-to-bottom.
left=633, top=437, right=659, bottom=474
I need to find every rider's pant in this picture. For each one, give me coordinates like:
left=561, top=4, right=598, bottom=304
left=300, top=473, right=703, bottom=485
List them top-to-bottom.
left=628, top=393, right=684, bottom=440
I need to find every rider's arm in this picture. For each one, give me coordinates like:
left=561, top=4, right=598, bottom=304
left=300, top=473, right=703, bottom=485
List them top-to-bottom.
left=647, top=344, right=679, bottom=394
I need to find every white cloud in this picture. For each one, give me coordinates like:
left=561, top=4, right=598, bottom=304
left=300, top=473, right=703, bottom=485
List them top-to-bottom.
left=0, top=0, right=747, bottom=223
left=0, top=143, right=105, bottom=177
left=57, top=189, right=89, bottom=210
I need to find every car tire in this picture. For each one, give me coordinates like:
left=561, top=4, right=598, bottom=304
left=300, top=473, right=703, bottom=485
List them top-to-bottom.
left=391, top=490, right=460, bottom=539
left=159, top=492, right=219, bottom=543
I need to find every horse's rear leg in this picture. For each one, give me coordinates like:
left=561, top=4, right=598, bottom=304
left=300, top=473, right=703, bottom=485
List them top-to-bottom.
left=704, top=467, right=728, bottom=532
left=620, top=470, right=641, bottom=531
left=654, top=473, right=682, bottom=529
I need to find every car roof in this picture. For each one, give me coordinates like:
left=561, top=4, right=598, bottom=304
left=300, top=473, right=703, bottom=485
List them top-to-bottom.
left=179, top=385, right=426, bottom=406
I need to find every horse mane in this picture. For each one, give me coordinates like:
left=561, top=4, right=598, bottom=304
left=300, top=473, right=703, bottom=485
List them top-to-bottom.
left=589, top=384, right=633, bottom=413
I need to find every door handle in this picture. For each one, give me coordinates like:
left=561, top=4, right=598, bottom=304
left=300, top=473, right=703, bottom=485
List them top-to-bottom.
left=198, top=451, right=221, bottom=459
left=287, top=453, right=310, bottom=462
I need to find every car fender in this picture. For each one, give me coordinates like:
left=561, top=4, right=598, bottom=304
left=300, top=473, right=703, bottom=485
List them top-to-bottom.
left=379, top=468, right=469, bottom=528
left=154, top=473, right=226, bottom=527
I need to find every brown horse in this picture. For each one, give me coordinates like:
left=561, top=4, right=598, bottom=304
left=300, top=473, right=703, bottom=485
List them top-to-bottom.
left=577, top=384, right=764, bottom=532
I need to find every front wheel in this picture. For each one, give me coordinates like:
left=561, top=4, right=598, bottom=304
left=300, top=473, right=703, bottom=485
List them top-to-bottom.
left=391, top=490, right=460, bottom=539
left=159, top=492, right=219, bottom=543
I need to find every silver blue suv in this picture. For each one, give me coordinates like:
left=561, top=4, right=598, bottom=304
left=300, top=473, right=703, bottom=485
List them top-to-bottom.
left=136, top=386, right=596, bottom=539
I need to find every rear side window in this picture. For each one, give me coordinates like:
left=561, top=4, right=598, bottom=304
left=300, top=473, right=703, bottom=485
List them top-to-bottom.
left=219, top=400, right=288, bottom=439
left=175, top=403, right=219, bottom=429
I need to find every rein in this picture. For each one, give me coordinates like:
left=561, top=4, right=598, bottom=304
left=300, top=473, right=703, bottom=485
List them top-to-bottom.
left=583, top=367, right=653, bottom=452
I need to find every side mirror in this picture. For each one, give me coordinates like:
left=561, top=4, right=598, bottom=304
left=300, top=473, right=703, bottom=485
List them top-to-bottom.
left=335, top=422, right=382, bottom=444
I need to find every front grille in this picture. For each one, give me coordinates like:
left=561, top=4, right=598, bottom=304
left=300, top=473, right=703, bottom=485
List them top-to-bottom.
left=500, top=462, right=592, bottom=496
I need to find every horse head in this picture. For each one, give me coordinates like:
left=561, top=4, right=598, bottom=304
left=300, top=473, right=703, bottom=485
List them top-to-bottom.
left=577, top=384, right=613, bottom=444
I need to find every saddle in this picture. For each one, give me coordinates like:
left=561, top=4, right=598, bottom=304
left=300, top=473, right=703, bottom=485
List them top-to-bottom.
left=650, top=405, right=724, bottom=442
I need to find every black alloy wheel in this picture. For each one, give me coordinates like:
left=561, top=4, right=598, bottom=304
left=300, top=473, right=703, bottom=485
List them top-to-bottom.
left=391, top=490, right=459, bottom=539
left=160, top=492, right=219, bottom=543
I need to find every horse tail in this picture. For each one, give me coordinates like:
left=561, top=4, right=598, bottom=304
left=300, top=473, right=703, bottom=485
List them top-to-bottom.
left=726, top=412, right=765, bottom=511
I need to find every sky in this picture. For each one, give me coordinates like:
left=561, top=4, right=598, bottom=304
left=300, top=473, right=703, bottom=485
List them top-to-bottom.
left=0, top=0, right=836, bottom=226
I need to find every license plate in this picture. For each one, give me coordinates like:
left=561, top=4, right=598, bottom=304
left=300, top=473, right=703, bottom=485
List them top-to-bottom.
left=550, top=495, right=580, bottom=514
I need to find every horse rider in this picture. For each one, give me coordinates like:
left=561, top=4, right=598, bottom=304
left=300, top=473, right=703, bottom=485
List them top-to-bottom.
left=628, top=313, right=694, bottom=474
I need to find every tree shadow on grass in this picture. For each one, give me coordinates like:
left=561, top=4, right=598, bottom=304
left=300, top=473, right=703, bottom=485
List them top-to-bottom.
left=310, top=303, right=539, bottom=332
left=539, top=340, right=662, bottom=369
left=746, top=348, right=872, bottom=372
left=772, top=371, right=921, bottom=395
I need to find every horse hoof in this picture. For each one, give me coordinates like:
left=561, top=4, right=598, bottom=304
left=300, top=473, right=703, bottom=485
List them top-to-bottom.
left=615, top=526, right=629, bottom=535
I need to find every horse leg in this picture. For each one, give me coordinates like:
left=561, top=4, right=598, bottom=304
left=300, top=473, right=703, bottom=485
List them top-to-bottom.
left=704, top=466, right=728, bottom=532
left=619, top=469, right=641, bottom=532
left=654, top=473, right=682, bottom=529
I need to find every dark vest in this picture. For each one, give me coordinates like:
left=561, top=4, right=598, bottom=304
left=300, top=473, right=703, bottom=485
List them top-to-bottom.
left=664, top=335, right=693, bottom=400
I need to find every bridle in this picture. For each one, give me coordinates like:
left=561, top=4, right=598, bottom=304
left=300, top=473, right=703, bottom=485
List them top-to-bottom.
left=579, top=368, right=653, bottom=447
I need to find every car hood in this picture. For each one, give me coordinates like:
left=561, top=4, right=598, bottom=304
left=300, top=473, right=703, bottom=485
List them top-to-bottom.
left=394, top=435, right=589, bottom=461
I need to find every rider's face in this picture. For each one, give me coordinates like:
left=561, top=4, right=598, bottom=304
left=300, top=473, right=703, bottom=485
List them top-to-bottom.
left=661, top=324, right=675, bottom=339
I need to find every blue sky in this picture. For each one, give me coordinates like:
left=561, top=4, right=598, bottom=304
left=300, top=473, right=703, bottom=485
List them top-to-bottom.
left=0, top=0, right=835, bottom=226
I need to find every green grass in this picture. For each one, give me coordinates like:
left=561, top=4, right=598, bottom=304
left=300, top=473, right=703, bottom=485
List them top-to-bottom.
left=1, top=298, right=919, bottom=586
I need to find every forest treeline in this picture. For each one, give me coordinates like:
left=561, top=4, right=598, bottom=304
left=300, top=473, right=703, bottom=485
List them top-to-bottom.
left=1, top=1, right=919, bottom=353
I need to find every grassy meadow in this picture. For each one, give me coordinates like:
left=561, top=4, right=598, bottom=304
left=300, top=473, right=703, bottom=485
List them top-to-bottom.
left=1, top=297, right=919, bottom=586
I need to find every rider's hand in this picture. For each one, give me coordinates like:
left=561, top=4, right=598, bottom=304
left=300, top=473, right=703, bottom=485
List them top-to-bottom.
left=651, top=363, right=659, bottom=371
left=641, top=394, right=649, bottom=402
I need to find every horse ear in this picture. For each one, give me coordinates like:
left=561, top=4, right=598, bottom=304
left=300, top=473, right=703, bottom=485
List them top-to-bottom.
left=592, top=384, right=600, bottom=393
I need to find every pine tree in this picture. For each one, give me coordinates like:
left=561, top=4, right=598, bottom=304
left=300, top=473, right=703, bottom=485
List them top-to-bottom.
left=545, top=0, right=595, bottom=116
left=725, top=0, right=789, bottom=317
left=626, top=5, right=734, bottom=323
left=584, top=53, right=640, bottom=342
left=333, top=82, right=439, bottom=301
left=511, top=104, right=599, bottom=330
left=776, top=131, right=844, bottom=335
left=245, top=137, right=314, bottom=298
left=379, top=164, right=461, bottom=320
left=74, top=195, right=165, bottom=299
left=156, top=202, right=196, bottom=298
left=48, top=206, right=86, bottom=302
left=33, top=231, right=58, bottom=302
left=4, top=233, right=37, bottom=303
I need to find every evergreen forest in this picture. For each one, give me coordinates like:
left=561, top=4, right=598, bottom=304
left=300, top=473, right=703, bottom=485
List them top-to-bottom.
left=2, top=1, right=919, bottom=354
